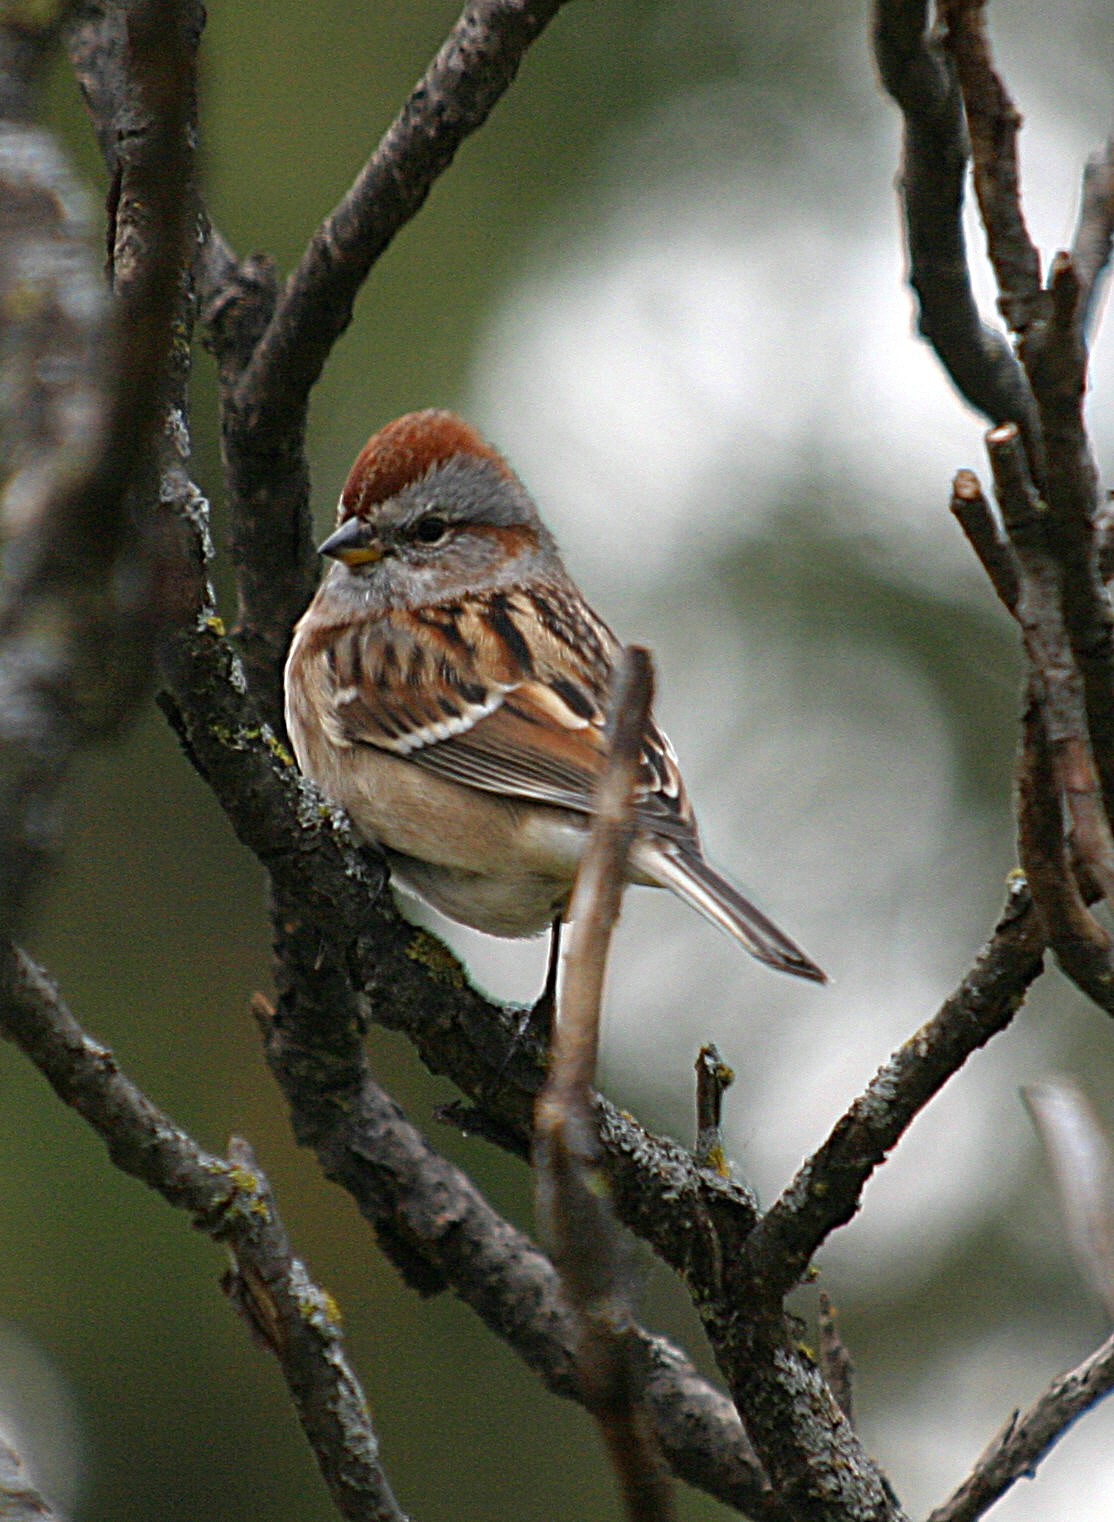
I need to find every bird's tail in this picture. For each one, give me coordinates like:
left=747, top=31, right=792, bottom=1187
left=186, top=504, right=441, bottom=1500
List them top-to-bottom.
left=635, top=840, right=826, bottom=983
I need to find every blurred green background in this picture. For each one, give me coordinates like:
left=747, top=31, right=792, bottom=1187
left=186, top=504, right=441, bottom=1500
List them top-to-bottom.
left=8, top=1, right=1114, bottom=1517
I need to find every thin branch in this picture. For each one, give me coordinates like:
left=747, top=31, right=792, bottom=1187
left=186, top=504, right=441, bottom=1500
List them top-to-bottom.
left=235, top=0, right=569, bottom=440
left=871, top=0, right=1042, bottom=462
left=940, top=0, right=1044, bottom=335
left=1021, top=260, right=1114, bottom=830
left=984, top=422, right=1114, bottom=1008
left=951, top=437, right=1114, bottom=1007
left=949, top=470, right=1020, bottom=613
left=536, top=647, right=676, bottom=1522
left=542, top=647, right=652, bottom=1102
left=1016, top=689, right=1114, bottom=1010
left=743, top=879, right=1045, bottom=1296
left=0, top=941, right=406, bottom=1522
left=694, top=1044, right=734, bottom=1174
left=818, top=1292, right=855, bottom=1428
left=926, top=1327, right=1114, bottom=1522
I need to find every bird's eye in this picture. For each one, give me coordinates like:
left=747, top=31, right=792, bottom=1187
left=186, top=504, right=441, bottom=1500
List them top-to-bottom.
left=414, top=515, right=449, bottom=544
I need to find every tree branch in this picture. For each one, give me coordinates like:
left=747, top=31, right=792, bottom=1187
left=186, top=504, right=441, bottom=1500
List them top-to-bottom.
left=0, top=0, right=195, bottom=936
left=236, top=0, right=569, bottom=440
left=871, top=0, right=1042, bottom=463
left=939, top=0, right=1044, bottom=335
left=938, top=2, right=1114, bottom=835
left=981, top=421, right=1114, bottom=1007
left=949, top=470, right=1020, bottom=613
left=743, top=879, right=1045, bottom=1296
left=258, top=918, right=784, bottom=1518
left=0, top=941, right=406, bottom=1522
left=926, top=1327, right=1114, bottom=1522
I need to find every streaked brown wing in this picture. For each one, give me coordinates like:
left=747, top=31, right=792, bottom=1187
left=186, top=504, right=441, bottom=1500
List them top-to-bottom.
left=321, top=588, right=697, bottom=844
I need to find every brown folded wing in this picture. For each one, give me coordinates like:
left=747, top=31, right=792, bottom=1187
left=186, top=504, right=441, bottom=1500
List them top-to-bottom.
left=321, top=588, right=699, bottom=847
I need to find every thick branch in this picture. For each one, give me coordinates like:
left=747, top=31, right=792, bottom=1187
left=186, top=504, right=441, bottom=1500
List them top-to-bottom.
left=259, top=920, right=784, bottom=1519
left=0, top=941, right=404, bottom=1522
left=704, top=1309, right=906, bottom=1522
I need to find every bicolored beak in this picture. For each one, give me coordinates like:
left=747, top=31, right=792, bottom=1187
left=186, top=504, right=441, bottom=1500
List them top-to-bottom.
left=317, top=516, right=384, bottom=567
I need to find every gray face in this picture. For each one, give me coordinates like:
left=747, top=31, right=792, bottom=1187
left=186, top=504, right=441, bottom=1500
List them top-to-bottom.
left=323, top=455, right=565, bottom=609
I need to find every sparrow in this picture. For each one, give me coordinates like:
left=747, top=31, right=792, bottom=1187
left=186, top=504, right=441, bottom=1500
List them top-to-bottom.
left=284, top=409, right=824, bottom=983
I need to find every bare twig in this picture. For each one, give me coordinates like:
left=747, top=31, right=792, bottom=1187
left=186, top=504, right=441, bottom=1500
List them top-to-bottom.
left=872, top=0, right=1042, bottom=462
left=940, top=0, right=1044, bottom=335
left=983, top=422, right=1114, bottom=1008
left=950, top=470, right=1020, bottom=613
left=535, top=647, right=676, bottom=1522
left=1016, top=691, right=1114, bottom=1011
left=744, top=878, right=1045, bottom=1296
left=0, top=941, right=406, bottom=1522
left=694, top=1044, right=734, bottom=1174
left=1024, top=1077, right=1114, bottom=1321
left=818, top=1292, right=855, bottom=1428
left=926, top=1327, right=1114, bottom=1522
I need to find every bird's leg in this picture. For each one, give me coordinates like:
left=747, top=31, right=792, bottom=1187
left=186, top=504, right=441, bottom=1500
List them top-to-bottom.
left=508, top=916, right=561, bottom=1060
left=511, top=916, right=560, bottom=1049
left=533, top=916, right=562, bottom=1042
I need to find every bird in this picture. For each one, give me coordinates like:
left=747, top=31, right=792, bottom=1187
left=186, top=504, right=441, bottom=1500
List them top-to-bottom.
left=284, top=409, right=824, bottom=984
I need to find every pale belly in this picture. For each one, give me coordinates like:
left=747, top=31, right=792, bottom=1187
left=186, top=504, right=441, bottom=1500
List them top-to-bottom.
left=288, top=718, right=592, bottom=936
left=385, top=849, right=573, bottom=937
